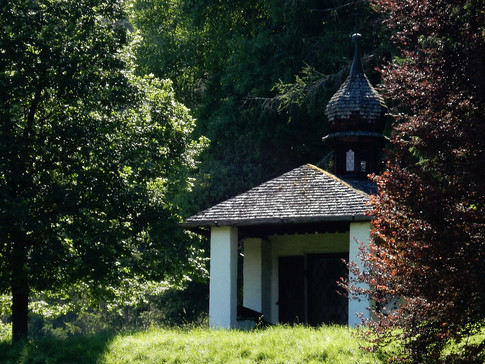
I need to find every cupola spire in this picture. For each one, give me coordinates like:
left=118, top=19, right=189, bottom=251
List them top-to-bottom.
left=323, top=33, right=387, bottom=178
left=350, top=33, right=364, bottom=76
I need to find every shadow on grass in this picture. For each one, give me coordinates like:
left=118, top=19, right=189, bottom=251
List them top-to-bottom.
left=0, top=332, right=116, bottom=364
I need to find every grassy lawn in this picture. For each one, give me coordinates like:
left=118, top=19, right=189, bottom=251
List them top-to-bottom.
left=0, top=325, right=384, bottom=363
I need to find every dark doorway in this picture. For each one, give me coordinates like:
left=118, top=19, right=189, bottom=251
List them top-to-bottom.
left=278, top=253, right=348, bottom=326
left=307, top=253, right=348, bottom=325
left=278, top=256, right=305, bottom=324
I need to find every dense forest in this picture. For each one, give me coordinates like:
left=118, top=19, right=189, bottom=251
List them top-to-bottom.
left=1, top=0, right=484, bottom=361
left=131, top=0, right=392, bottom=212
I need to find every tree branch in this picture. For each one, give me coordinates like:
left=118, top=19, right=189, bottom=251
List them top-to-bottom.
left=310, top=1, right=366, bottom=13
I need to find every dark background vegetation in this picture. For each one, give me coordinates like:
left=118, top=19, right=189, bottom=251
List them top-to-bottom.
left=132, top=0, right=392, bottom=212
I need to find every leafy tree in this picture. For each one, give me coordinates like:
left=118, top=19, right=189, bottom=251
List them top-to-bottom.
left=0, top=0, right=205, bottom=341
left=349, top=0, right=485, bottom=362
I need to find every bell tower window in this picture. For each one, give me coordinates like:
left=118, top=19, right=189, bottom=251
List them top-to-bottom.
left=346, top=149, right=355, bottom=172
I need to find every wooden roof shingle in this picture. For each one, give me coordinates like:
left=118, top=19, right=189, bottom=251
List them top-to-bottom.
left=325, top=73, right=386, bottom=122
left=182, top=164, right=374, bottom=228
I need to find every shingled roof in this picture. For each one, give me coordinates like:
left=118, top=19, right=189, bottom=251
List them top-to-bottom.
left=325, top=33, right=386, bottom=124
left=325, top=73, right=386, bottom=122
left=182, top=164, right=374, bottom=228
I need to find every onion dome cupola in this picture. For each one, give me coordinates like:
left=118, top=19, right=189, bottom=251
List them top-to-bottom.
left=324, top=33, right=387, bottom=178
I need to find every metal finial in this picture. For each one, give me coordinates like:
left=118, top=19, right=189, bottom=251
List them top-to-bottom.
left=350, top=33, right=364, bottom=76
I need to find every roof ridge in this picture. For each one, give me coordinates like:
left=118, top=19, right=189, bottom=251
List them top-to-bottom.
left=306, top=164, right=370, bottom=197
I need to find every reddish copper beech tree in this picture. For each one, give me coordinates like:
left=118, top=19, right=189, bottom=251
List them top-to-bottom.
left=348, top=1, right=485, bottom=362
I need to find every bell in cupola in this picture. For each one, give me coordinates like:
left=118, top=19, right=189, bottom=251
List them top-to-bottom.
left=323, top=33, right=387, bottom=178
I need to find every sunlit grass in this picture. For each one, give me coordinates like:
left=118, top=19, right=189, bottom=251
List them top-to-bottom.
left=3, top=323, right=482, bottom=363
left=0, top=325, right=384, bottom=363
left=101, top=325, right=382, bottom=364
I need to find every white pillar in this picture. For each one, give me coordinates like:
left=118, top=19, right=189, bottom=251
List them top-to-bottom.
left=349, top=221, right=371, bottom=327
left=209, top=226, right=238, bottom=328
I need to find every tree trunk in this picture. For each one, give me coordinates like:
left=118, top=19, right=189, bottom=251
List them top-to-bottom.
left=11, top=238, right=29, bottom=342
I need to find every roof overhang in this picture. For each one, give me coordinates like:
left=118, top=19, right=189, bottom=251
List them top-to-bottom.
left=180, top=213, right=371, bottom=229
left=181, top=214, right=372, bottom=239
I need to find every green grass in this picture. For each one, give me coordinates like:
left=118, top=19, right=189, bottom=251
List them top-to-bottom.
left=0, top=325, right=384, bottom=363
left=0, top=331, right=115, bottom=364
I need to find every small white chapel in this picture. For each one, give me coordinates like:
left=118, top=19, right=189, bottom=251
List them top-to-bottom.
left=182, top=33, right=387, bottom=329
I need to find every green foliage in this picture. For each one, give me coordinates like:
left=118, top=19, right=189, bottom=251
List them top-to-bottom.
left=0, top=0, right=207, bottom=340
left=1, top=280, right=208, bottom=340
left=0, top=321, right=11, bottom=342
